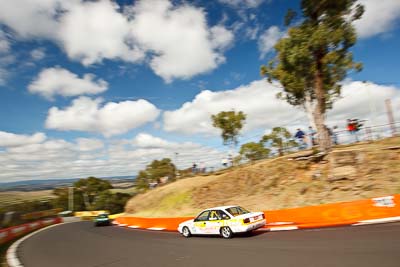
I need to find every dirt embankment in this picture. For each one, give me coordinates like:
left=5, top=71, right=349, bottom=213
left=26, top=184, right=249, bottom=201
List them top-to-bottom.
left=124, top=137, right=400, bottom=217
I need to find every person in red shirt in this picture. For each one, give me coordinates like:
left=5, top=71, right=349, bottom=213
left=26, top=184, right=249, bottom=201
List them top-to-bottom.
left=347, top=119, right=358, bottom=142
left=347, top=119, right=355, bottom=132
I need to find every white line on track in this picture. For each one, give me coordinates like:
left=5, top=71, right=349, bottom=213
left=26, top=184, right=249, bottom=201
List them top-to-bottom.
left=352, top=216, right=400, bottom=226
left=7, top=221, right=81, bottom=267
left=267, top=222, right=295, bottom=226
left=268, top=226, right=299, bottom=231
left=146, top=227, right=166, bottom=231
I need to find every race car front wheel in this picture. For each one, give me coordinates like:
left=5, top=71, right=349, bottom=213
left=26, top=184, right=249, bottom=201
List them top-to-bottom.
left=182, top=226, right=191, bottom=238
left=220, top=227, right=233, bottom=239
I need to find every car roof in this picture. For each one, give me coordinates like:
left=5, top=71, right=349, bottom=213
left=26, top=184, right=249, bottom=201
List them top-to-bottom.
left=203, top=205, right=238, bottom=211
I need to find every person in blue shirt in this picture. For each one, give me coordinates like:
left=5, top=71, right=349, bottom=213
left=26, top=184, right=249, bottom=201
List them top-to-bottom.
left=295, top=129, right=306, bottom=149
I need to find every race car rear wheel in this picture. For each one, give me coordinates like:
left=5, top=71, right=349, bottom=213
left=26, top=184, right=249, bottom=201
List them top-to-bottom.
left=182, top=226, right=191, bottom=238
left=220, top=227, right=233, bottom=239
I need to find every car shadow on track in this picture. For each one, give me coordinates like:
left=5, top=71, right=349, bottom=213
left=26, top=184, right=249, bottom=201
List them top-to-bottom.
left=184, top=230, right=269, bottom=239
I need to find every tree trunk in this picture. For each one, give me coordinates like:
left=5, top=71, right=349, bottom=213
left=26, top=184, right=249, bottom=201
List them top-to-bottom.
left=313, top=56, right=331, bottom=153
left=304, top=91, right=317, bottom=129
left=278, top=147, right=283, bottom=157
left=83, top=192, right=93, bottom=211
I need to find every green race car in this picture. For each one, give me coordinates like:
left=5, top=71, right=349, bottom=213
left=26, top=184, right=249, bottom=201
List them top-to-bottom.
left=94, top=214, right=111, bottom=226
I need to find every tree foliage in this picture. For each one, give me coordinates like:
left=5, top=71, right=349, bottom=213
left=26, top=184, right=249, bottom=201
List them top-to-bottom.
left=261, top=0, right=364, bottom=152
left=211, top=111, right=247, bottom=147
left=261, top=127, right=298, bottom=156
left=239, top=142, right=270, bottom=161
left=135, top=158, right=176, bottom=190
left=146, top=158, right=176, bottom=181
left=135, top=170, right=151, bottom=190
left=52, top=177, right=133, bottom=213
left=74, top=177, right=113, bottom=210
left=53, top=187, right=85, bottom=211
left=93, top=191, right=132, bottom=214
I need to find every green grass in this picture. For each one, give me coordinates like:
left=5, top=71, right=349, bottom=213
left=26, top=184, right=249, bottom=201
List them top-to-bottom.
left=0, top=241, right=11, bottom=267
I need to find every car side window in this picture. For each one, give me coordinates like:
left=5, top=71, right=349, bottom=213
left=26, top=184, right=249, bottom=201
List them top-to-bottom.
left=226, top=207, right=239, bottom=216
left=209, top=210, right=221, bottom=221
left=216, top=210, right=230, bottom=220
left=195, top=211, right=210, bottom=222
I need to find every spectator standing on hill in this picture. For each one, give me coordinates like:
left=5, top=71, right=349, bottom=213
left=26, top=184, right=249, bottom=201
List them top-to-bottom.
left=347, top=119, right=358, bottom=142
left=307, top=126, right=316, bottom=147
left=328, top=126, right=339, bottom=145
left=295, top=128, right=306, bottom=149
left=228, top=154, right=233, bottom=166
left=221, top=158, right=228, bottom=167
left=200, top=162, right=206, bottom=173
left=192, top=163, right=197, bottom=173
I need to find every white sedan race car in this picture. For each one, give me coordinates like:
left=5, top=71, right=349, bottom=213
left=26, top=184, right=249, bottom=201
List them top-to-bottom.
left=178, top=206, right=266, bottom=238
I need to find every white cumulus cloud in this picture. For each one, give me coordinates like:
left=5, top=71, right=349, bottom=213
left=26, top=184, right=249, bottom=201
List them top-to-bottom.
left=0, top=0, right=233, bottom=82
left=0, top=0, right=72, bottom=39
left=58, top=0, right=144, bottom=65
left=129, top=0, right=234, bottom=82
left=218, top=0, right=265, bottom=8
left=354, top=0, right=400, bottom=38
left=258, top=26, right=285, bottom=59
left=0, top=29, right=12, bottom=85
left=0, top=30, right=10, bottom=54
left=30, top=48, right=46, bottom=60
left=28, top=67, right=108, bottom=99
left=163, top=79, right=400, bottom=136
left=163, top=80, right=299, bottom=135
left=328, top=81, right=400, bottom=126
left=45, top=97, right=161, bottom=136
left=0, top=131, right=46, bottom=147
left=0, top=133, right=227, bottom=181
left=132, top=133, right=174, bottom=149
left=76, top=138, right=104, bottom=152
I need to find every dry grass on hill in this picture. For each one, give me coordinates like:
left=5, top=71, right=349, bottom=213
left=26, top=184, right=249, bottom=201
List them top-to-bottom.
left=124, top=137, right=400, bottom=218
left=0, top=190, right=55, bottom=208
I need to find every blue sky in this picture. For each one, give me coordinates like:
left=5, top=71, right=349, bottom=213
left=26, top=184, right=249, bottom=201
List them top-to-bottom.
left=0, top=0, right=399, bottom=182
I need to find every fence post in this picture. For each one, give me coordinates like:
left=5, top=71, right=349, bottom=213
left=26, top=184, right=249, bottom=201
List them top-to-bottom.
left=385, top=99, right=397, bottom=136
left=365, top=126, right=372, bottom=142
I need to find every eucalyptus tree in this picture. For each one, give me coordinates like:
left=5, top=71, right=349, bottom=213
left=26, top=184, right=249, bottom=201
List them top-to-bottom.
left=261, top=0, right=364, bottom=152
left=211, top=111, right=247, bottom=148
left=261, top=127, right=297, bottom=156
left=239, top=142, right=270, bottom=161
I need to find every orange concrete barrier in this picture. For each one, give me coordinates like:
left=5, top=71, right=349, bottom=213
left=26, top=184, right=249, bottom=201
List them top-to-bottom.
left=115, top=194, right=400, bottom=231
left=265, top=194, right=400, bottom=227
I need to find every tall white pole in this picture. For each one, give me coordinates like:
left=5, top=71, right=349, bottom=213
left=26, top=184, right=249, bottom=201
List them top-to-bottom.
left=68, top=186, right=74, bottom=211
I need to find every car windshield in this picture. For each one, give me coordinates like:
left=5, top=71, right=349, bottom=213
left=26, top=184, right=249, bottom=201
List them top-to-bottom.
left=225, top=206, right=250, bottom=217
left=98, top=214, right=108, bottom=219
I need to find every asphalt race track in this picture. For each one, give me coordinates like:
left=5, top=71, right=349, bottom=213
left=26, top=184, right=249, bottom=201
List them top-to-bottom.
left=18, top=221, right=400, bottom=267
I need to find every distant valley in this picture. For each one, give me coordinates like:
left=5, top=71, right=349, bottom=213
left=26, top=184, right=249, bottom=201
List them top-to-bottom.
left=0, top=176, right=136, bottom=192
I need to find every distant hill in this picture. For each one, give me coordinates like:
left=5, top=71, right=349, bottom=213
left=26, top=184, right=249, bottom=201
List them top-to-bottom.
left=0, top=176, right=136, bottom=192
